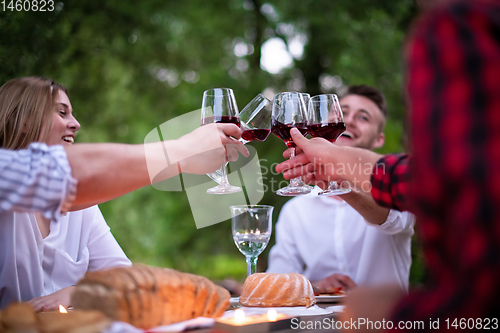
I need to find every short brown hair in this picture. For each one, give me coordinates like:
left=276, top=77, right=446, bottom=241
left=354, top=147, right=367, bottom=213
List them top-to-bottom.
left=0, top=77, right=68, bottom=149
left=342, top=84, right=387, bottom=132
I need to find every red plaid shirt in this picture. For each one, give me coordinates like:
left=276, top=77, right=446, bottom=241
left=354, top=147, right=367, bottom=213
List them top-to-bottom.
left=371, top=0, right=500, bottom=329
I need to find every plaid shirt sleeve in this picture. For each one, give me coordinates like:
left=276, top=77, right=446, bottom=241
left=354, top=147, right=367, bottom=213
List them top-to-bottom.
left=385, top=0, right=500, bottom=329
left=0, top=143, right=77, bottom=220
left=370, top=154, right=410, bottom=211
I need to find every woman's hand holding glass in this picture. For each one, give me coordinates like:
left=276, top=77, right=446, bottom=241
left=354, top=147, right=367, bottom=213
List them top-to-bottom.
left=201, top=88, right=242, bottom=194
left=206, top=93, right=272, bottom=184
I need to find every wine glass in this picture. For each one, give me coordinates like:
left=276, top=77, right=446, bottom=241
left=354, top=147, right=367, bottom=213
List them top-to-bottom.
left=201, top=88, right=242, bottom=194
left=271, top=92, right=312, bottom=196
left=206, top=93, right=272, bottom=184
left=300, top=93, right=311, bottom=111
left=240, top=94, right=272, bottom=144
left=307, top=94, right=351, bottom=195
left=231, top=205, right=273, bottom=277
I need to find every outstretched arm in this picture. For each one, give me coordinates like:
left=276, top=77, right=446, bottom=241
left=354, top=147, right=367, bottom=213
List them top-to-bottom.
left=67, top=123, right=247, bottom=210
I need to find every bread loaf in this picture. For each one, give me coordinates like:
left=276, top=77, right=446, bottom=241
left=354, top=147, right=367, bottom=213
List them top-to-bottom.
left=71, top=264, right=230, bottom=329
left=239, top=273, right=316, bottom=307
left=0, top=302, right=110, bottom=333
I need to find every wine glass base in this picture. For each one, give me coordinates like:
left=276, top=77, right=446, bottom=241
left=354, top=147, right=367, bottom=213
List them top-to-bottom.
left=207, top=184, right=242, bottom=194
left=276, top=186, right=312, bottom=196
left=318, top=188, right=351, bottom=196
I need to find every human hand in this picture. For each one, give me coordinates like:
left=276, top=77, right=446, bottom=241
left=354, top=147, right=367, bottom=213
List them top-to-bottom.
left=171, top=123, right=249, bottom=174
left=275, top=128, right=345, bottom=184
left=276, top=129, right=382, bottom=189
left=312, top=273, right=357, bottom=293
left=28, top=286, right=75, bottom=312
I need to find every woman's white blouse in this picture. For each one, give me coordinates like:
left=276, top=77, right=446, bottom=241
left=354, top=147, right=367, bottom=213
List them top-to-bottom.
left=0, top=205, right=131, bottom=308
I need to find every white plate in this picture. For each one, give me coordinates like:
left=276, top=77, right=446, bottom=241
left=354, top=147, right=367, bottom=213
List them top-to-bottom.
left=230, top=295, right=344, bottom=306
left=315, top=295, right=345, bottom=303
left=223, top=305, right=332, bottom=317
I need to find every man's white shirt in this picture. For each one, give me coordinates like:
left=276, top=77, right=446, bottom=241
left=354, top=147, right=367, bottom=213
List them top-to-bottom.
left=267, top=193, right=415, bottom=291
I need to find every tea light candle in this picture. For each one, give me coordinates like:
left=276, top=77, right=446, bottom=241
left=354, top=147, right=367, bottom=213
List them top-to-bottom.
left=217, top=309, right=288, bottom=326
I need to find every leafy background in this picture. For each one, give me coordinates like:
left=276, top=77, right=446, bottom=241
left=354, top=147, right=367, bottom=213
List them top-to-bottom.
left=0, top=0, right=424, bottom=287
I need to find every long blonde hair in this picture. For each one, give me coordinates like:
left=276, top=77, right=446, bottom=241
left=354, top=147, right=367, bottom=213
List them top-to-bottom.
left=0, top=77, right=68, bottom=150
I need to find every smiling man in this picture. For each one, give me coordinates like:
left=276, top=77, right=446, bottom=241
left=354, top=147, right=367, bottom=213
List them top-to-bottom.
left=267, top=85, right=415, bottom=293
left=336, top=86, right=385, bottom=150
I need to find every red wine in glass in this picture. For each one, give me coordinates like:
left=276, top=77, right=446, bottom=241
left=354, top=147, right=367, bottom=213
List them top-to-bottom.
left=201, top=115, right=240, bottom=126
left=271, top=119, right=308, bottom=148
left=308, top=122, right=346, bottom=142
left=241, top=129, right=271, bottom=142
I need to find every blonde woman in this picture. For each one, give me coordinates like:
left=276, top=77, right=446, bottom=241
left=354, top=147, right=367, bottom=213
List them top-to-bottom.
left=0, top=77, right=131, bottom=311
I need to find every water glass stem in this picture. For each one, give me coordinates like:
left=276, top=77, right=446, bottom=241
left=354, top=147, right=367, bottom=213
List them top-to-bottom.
left=246, top=256, right=258, bottom=276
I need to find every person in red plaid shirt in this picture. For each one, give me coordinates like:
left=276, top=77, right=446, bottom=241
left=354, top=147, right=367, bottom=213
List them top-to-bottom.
left=276, top=0, right=500, bottom=330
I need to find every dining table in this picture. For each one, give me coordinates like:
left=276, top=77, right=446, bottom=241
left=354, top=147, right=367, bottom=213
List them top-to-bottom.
left=182, top=298, right=343, bottom=333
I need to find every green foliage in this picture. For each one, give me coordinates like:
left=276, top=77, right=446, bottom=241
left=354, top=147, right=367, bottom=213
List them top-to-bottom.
left=1, top=0, right=423, bottom=285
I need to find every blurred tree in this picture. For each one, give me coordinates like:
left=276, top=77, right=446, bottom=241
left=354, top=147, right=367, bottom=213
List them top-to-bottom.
left=0, top=0, right=419, bottom=283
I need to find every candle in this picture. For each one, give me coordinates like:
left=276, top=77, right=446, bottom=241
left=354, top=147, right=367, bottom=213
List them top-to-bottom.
left=217, top=309, right=288, bottom=326
left=267, top=309, right=277, bottom=322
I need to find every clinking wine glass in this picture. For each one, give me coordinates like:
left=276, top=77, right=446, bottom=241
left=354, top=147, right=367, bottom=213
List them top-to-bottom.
left=201, top=88, right=242, bottom=194
left=271, top=92, right=311, bottom=196
left=207, top=93, right=272, bottom=183
left=240, top=93, right=272, bottom=144
left=307, top=94, right=351, bottom=195
left=231, top=205, right=273, bottom=277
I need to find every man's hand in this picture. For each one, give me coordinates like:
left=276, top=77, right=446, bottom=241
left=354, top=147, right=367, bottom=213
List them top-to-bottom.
left=275, top=129, right=382, bottom=190
left=312, top=273, right=357, bottom=293
left=28, top=286, right=74, bottom=312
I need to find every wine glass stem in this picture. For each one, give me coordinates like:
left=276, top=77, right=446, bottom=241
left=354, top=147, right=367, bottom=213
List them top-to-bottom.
left=288, top=147, right=301, bottom=187
left=219, top=162, right=230, bottom=186
left=328, top=181, right=339, bottom=190
left=246, top=256, right=258, bottom=276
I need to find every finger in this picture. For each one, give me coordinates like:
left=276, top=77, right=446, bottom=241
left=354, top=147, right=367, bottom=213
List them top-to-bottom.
left=218, top=123, right=242, bottom=139
left=289, top=128, right=309, bottom=149
left=223, top=137, right=249, bottom=156
left=233, top=141, right=249, bottom=157
left=225, top=143, right=249, bottom=160
left=226, top=146, right=239, bottom=161
left=282, top=146, right=303, bottom=159
left=283, top=147, right=302, bottom=158
left=275, top=154, right=311, bottom=173
left=283, top=164, right=315, bottom=180
left=302, top=173, right=317, bottom=185
left=337, top=275, right=357, bottom=288
left=324, top=278, right=343, bottom=289
left=29, top=301, right=44, bottom=312
left=43, top=303, right=58, bottom=312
